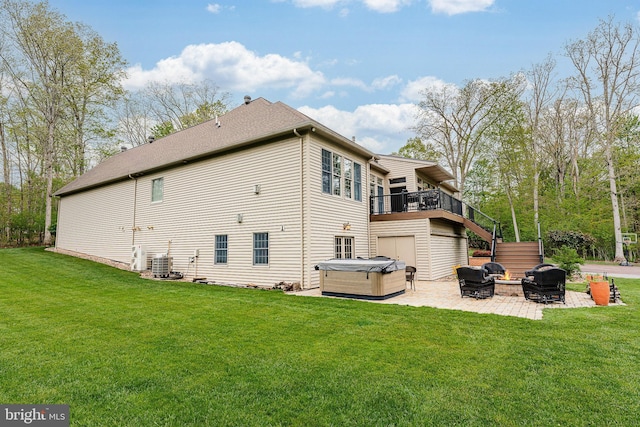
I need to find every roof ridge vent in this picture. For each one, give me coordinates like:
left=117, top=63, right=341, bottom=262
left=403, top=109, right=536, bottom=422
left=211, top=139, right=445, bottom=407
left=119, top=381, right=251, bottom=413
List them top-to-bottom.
left=244, top=95, right=252, bottom=104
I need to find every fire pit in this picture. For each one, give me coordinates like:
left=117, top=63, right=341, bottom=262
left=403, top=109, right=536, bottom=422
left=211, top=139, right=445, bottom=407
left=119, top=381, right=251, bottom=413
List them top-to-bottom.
left=493, top=271, right=523, bottom=297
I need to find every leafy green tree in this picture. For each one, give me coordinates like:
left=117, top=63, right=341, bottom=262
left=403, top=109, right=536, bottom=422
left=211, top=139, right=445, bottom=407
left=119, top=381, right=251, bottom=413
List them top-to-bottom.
left=565, top=17, right=640, bottom=263
left=393, top=136, right=441, bottom=161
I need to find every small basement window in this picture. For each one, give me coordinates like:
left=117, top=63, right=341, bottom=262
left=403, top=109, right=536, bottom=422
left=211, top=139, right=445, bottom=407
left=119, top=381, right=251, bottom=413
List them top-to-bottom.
left=151, top=178, right=164, bottom=202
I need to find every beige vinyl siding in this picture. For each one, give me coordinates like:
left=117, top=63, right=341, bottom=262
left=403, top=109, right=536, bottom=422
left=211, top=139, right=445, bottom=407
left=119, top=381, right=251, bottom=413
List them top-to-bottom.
left=131, top=138, right=303, bottom=286
left=307, top=138, right=370, bottom=288
left=376, top=156, right=446, bottom=192
left=376, top=157, right=421, bottom=190
left=56, top=180, right=134, bottom=263
left=369, top=219, right=430, bottom=280
left=428, top=219, right=468, bottom=279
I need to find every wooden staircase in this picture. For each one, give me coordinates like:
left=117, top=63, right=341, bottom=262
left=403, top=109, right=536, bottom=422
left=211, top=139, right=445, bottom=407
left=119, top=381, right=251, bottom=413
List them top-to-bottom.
left=494, top=242, right=541, bottom=279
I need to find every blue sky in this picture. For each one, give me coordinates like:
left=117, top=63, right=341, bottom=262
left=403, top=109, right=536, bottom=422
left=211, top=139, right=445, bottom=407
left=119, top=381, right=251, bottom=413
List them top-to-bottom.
left=48, top=0, right=640, bottom=154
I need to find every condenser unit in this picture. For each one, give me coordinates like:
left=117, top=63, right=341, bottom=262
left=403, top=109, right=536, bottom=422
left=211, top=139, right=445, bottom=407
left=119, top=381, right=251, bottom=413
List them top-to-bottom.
left=131, top=245, right=147, bottom=271
left=152, top=254, right=172, bottom=278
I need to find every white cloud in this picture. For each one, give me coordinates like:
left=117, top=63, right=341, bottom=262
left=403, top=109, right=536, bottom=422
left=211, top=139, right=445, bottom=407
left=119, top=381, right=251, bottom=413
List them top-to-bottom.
left=287, top=0, right=413, bottom=13
left=290, top=0, right=343, bottom=9
left=363, top=0, right=413, bottom=13
left=428, top=0, right=494, bottom=15
left=206, top=3, right=221, bottom=13
left=123, top=42, right=326, bottom=97
left=372, top=75, right=402, bottom=90
left=400, top=75, right=453, bottom=102
left=330, top=77, right=370, bottom=91
left=298, top=102, right=418, bottom=152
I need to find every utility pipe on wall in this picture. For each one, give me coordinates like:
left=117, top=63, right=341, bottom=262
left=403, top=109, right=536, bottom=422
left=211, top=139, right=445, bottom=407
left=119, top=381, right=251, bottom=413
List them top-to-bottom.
left=294, top=128, right=305, bottom=288
left=128, top=174, right=138, bottom=246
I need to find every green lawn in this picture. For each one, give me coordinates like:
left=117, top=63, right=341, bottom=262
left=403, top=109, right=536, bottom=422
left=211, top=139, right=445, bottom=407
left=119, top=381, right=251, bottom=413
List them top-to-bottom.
left=1, top=247, right=640, bottom=426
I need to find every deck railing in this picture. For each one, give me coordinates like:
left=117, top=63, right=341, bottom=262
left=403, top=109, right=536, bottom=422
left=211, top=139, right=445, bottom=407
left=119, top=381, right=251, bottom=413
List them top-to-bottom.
left=369, top=189, right=463, bottom=216
left=370, top=189, right=501, bottom=241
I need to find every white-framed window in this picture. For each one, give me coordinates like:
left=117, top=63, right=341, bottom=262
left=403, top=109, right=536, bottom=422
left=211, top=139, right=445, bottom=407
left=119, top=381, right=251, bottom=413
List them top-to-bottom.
left=321, top=149, right=361, bottom=201
left=322, top=149, right=332, bottom=194
left=332, top=153, right=342, bottom=196
left=344, top=159, right=353, bottom=199
left=354, top=163, right=362, bottom=201
left=369, top=174, right=384, bottom=213
left=151, top=177, right=163, bottom=202
left=253, top=232, right=269, bottom=265
left=215, top=235, right=228, bottom=264
left=335, top=236, right=354, bottom=259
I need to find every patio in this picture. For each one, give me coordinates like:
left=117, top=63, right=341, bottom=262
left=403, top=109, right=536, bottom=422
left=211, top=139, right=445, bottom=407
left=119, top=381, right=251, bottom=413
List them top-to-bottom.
left=293, top=279, right=624, bottom=320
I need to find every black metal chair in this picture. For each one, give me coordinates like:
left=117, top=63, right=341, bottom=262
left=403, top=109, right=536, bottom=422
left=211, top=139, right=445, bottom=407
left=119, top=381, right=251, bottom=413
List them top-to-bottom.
left=425, top=191, right=439, bottom=210
left=482, top=262, right=506, bottom=276
left=524, top=263, right=555, bottom=278
left=405, top=266, right=417, bottom=291
left=457, top=267, right=495, bottom=299
left=521, top=267, right=566, bottom=304
left=610, top=278, right=621, bottom=303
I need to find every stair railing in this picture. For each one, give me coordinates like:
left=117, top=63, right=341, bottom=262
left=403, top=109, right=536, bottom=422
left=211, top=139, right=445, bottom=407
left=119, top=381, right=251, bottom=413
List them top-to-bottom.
left=537, top=222, right=544, bottom=263
left=491, top=223, right=497, bottom=262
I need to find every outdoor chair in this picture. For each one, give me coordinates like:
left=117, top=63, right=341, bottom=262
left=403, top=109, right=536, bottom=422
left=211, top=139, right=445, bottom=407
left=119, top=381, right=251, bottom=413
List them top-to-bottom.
left=425, top=191, right=439, bottom=210
left=482, top=262, right=506, bottom=276
left=524, top=263, right=555, bottom=278
left=405, top=266, right=417, bottom=291
left=457, top=266, right=495, bottom=299
left=521, top=267, right=566, bottom=304
left=610, top=278, right=621, bottom=303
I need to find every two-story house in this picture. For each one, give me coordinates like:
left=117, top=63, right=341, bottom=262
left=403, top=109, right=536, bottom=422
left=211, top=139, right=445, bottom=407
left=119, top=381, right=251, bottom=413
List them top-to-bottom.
left=54, top=97, right=469, bottom=288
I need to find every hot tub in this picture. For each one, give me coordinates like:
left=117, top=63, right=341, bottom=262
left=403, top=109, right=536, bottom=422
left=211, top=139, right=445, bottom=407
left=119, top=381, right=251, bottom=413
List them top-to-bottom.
left=315, top=258, right=407, bottom=300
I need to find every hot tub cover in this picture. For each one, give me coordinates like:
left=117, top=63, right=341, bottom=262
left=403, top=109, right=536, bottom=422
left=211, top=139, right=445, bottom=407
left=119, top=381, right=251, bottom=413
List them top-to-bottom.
left=315, top=258, right=406, bottom=274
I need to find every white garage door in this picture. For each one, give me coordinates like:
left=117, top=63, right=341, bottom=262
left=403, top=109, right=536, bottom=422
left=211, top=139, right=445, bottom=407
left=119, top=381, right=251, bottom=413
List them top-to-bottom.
left=377, top=236, right=416, bottom=267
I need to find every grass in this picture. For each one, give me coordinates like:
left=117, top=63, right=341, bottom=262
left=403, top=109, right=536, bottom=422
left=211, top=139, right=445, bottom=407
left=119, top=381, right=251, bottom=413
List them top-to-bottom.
left=1, top=247, right=640, bottom=426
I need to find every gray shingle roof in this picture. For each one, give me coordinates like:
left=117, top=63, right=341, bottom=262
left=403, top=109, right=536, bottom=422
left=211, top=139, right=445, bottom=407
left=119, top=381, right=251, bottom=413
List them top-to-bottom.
left=55, top=98, right=375, bottom=196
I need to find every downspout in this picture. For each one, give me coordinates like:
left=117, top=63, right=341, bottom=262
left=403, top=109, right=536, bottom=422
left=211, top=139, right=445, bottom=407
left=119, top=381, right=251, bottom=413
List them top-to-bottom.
left=294, top=129, right=305, bottom=288
left=367, top=157, right=374, bottom=257
left=129, top=174, right=138, bottom=246
left=54, top=197, right=61, bottom=249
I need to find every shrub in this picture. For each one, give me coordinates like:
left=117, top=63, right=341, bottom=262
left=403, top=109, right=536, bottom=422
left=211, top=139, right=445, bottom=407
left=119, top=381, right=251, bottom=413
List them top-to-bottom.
left=546, top=230, right=596, bottom=257
left=551, top=245, right=584, bottom=277
left=472, top=249, right=491, bottom=257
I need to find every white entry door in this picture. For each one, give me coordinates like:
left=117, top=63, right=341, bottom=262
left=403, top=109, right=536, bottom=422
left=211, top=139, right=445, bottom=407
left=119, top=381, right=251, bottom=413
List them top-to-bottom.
left=377, top=236, right=416, bottom=267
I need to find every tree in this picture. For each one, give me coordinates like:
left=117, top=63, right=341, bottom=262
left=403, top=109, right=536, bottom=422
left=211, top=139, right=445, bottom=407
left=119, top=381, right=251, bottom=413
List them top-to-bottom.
left=0, top=0, right=81, bottom=245
left=565, top=16, right=640, bottom=263
left=62, top=23, right=126, bottom=176
left=523, top=55, right=557, bottom=229
left=414, top=78, right=521, bottom=194
left=116, top=80, right=231, bottom=146
left=143, top=80, right=230, bottom=133
left=392, top=136, right=441, bottom=161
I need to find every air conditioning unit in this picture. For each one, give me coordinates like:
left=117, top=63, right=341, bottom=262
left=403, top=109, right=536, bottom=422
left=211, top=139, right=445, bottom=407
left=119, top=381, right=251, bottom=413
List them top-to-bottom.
left=131, top=245, right=147, bottom=271
left=152, top=254, right=172, bottom=278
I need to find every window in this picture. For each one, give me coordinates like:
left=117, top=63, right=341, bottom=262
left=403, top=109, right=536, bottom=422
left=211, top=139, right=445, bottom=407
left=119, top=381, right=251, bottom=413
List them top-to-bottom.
left=321, top=149, right=361, bottom=201
left=322, top=149, right=332, bottom=194
left=332, top=153, right=342, bottom=196
left=344, top=159, right=352, bottom=199
left=354, top=163, right=362, bottom=201
left=369, top=174, right=384, bottom=214
left=389, top=177, right=406, bottom=184
left=151, top=178, right=163, bottom=202
left=253, top=233, right=269, bottom=265
left=215, top=235, right=228, bottom=264
left=335, top=236, right=354, bottom=259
